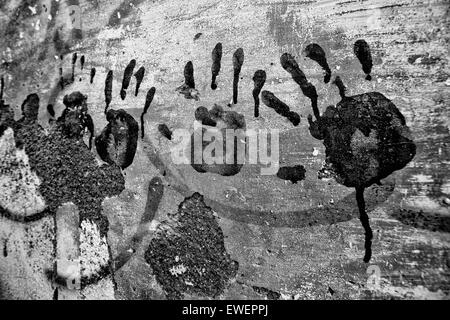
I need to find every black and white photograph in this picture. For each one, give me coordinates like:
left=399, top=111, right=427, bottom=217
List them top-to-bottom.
left=0, top=0, right=448, bottom=307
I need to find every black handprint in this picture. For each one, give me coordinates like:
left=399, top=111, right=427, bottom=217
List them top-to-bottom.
left=281, top=50, right=415, bottom=262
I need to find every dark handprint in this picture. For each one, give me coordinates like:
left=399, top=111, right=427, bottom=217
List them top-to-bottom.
left=281, top=51, right=415, bottom=262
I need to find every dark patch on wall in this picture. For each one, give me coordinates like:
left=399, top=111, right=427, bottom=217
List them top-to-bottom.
left=194, top=32, right=203, bottom=40
left=354, top=39, right=373, bottom=80
left=211, top=43, right=223, bottom=90
left=304, top=43, right=331, bottom=83
left=232, top=48, right=244, bottom=105
left=71, top=53, right=78, bottom=82
left=80, top=55, right=85, bottom=70
left=120, top=59, right=136, bottom=100
left=176, top=61, right=199, bottom=101
left=184, top=61, right=195, bottom=89
left=133, top=66, right=145, bottom=96
left=90, top=67, right=96, bottom=84
left=105, top=70, right=113, bottom=112
left=252, top=70, right=266, bottom=117
left=1, top=76, right=4, bottom=101
left=141, top=87, right=156, bottom=139
left=308, top=88, right=416, bottom=189
left=261, top=90, right=300, bottom=126
left=57, top=91, right=94, bottom=149
left=0, top=92, right=125, bottom=236
left=47, top=104, right=55, bottom=118
left=190, top=105, right=246, bottom=176
left=195, top=106, right=217, bottom=126
left=95, top=109, right=139, bottom=170
left=158, top=123, right=172, bottom=140
left=276, top=165, right=306, bottom=184
left=144, top=193, right=238, bottom=299
left=391, top=209, right=450, bottom=233
left=2, top=239, right=7, bottom=257
left=252, top=285, right=281, bottom=300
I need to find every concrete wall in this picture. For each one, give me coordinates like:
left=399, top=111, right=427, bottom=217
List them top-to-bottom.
left=0, top=0, right=449, bottom=299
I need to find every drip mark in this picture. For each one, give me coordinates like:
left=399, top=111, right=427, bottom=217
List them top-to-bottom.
left=354, top=39, right=373, bottom=81
left=211, top=43, right=222, bottom=90
left=304, top=43, right=331, bottom=83
left=232, top=48, right=244, bottom=105
left=71, top=53, right=77, bottom=82
left=80, top=55, right=85, bottom=70
left=120, top=59, right=136, bottom=100
left=176, top=61, right=199, bottom=100
left=184, top=61, right=195, bottom=89
left=134, top=66, right=145, bottom=96
left=90, top=68, right=96, bottom=84
left=105, top=70, right=113, bottom=113
left=252, top=70, right=266, bottom=117
left=0, top=76, right=4, bottom=101
left=141, top=87, right=156, bottom=139
left=261, top=90, right=300, bottom=126
left=47, top=104, right=55, bottom=118
left=158, top=124, right=172, bottom=140
left=356, top=187, right=372, bottom=262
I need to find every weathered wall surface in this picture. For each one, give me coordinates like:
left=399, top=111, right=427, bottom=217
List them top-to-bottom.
left=0, top=0, right=449, bottom=299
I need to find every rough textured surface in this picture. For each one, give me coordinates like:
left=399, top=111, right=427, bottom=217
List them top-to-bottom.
left=0, top=0, right=449, bottom=300
left=0, top=127, right=46, bottom=216
left=144, top=193, right=238, bottom=299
